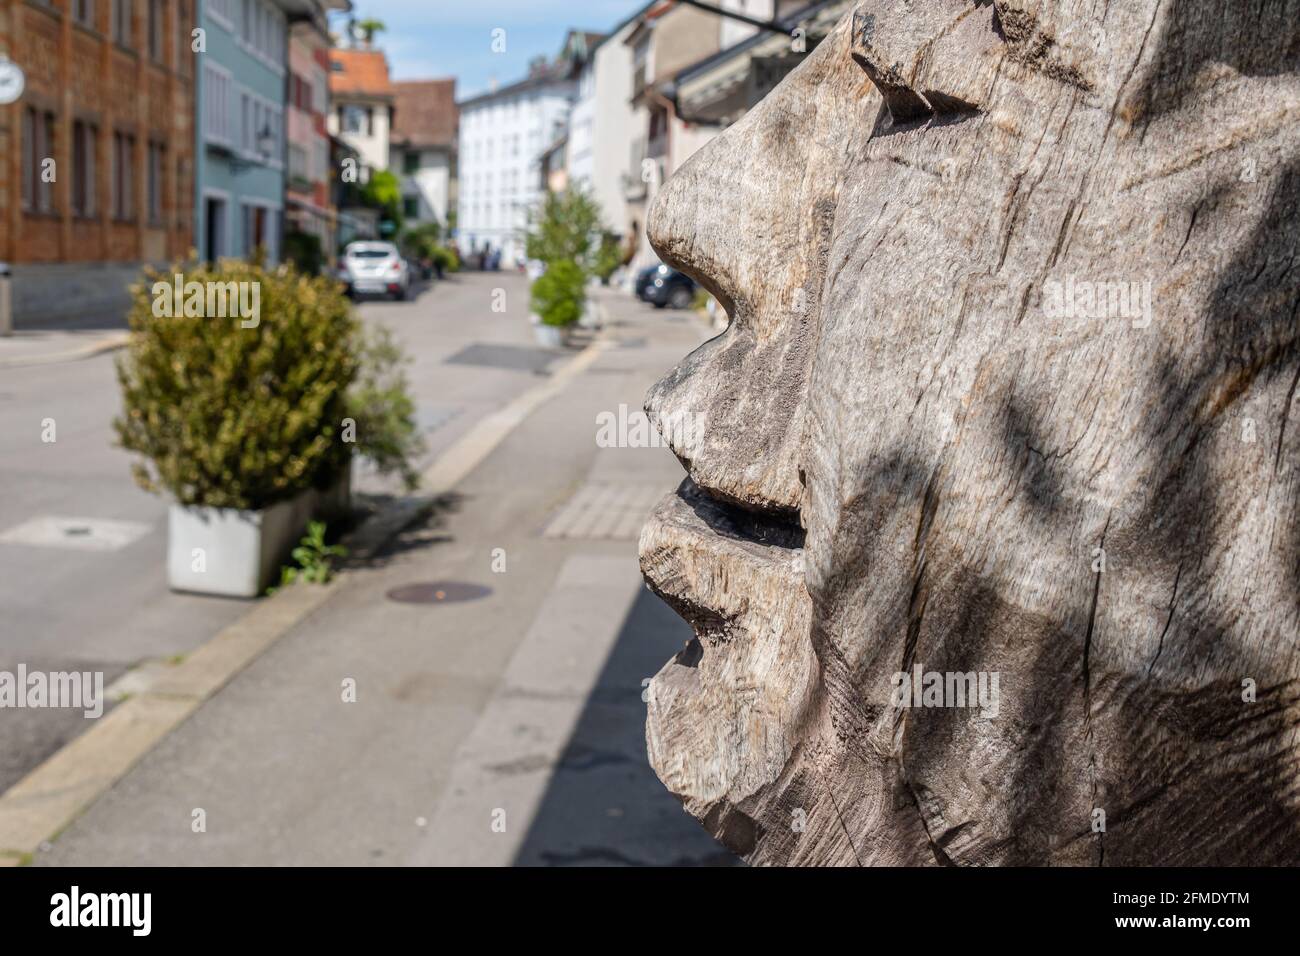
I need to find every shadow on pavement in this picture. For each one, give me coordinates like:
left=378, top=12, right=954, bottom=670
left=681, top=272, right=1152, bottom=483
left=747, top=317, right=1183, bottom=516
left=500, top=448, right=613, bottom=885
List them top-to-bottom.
left=512, top=587, right=740, bottom=867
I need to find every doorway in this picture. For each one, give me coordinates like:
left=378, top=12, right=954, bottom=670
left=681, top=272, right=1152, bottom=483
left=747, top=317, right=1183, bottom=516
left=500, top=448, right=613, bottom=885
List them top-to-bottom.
left=204, top=196, right=227, bottom=263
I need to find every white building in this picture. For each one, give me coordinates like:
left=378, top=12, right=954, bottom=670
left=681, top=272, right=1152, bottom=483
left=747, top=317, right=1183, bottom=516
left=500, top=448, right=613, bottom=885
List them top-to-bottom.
left=566, top=9, right=648, bottom=239
left=456, top=31, right=601, bottom=267
left=327, top=47, right=394, bottom=180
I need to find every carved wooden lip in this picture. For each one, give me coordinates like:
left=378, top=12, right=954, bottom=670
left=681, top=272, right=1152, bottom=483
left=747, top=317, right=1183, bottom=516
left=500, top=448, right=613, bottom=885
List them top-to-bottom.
left=640, top=478, right=807, bottom=651
left=654, top=478, right=805, bottom=553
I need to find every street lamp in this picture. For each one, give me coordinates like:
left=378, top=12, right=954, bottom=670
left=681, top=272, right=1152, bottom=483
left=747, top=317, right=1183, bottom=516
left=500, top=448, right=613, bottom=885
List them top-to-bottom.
left=228, top=123, right=276, bottom=172
left=255, top=123, right=275, bottom=163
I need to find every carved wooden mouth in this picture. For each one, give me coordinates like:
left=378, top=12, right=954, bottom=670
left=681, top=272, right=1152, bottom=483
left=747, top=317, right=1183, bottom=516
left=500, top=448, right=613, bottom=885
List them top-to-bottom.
left=638, top=478, right=806, bottom=657
left=671, top=478, right=805, bottom=552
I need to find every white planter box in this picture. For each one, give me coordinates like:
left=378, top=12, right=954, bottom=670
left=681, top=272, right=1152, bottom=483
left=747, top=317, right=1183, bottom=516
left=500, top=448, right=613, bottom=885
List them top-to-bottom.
left=532, top=322, right=569, bottom=348
left=167, top=469, right=351, bottom=598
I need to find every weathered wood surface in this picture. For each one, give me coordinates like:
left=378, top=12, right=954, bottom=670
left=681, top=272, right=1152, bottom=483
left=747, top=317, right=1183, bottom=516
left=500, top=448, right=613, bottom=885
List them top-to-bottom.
left=640, top=0, right=1300, bottom=865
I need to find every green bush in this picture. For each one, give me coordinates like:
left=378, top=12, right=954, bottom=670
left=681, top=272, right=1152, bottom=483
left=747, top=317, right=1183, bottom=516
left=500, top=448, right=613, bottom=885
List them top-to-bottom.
left=361, top=169, right=404, bottom=234
left=524, top=187, right=601, bottom=271
left=400, top=222, right=441, bottom=261
left=282, top=230, right=323, bottom=276
left=593, top=232, right=621, bottom=285
left=431, top=245, right=459, bottom=273
left=115, top=259, right=360, bottom=511
left=530, top=259, right=586, bottom=328
left=345, top=323, right=425, bottom=490
left=273, top=521, right=347, bottom=591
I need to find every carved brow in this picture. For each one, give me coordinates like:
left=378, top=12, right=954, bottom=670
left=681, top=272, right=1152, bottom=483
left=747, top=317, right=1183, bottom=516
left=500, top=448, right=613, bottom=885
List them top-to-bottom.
left=850, top=5, right=986, bottom=131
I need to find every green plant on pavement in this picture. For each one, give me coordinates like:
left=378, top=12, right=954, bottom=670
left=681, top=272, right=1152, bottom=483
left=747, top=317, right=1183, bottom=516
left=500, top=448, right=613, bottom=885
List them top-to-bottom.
left=361, top=169, right=404, bottom=234
left=524, top=187, right=603, bottom=270
left=525, top=188, right=607, bottom=328
left=401, top=221, right=441, bottom=260
left=283, top=230, right=324, bottom=276
left=592, top=231, right=621, bottom=286
left=430, top=245, right=459, bottom=274
left=115, top=258, right=425, bottom=509
left=114, top=259, right=358, bottom=510
left=530, top=259, right=586, bottom=328
left=345, top=323, right=426, bottom=490
left=272, top=521, right=347, bottom=591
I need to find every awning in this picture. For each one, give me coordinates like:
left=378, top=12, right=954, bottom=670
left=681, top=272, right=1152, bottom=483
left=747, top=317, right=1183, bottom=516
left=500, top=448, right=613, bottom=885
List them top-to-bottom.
left=674, top=1, right=847, bottom=124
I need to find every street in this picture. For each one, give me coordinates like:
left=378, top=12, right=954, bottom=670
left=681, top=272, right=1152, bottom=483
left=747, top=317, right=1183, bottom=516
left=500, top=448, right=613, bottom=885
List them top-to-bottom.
left=1, top=271, right=732, bottom=865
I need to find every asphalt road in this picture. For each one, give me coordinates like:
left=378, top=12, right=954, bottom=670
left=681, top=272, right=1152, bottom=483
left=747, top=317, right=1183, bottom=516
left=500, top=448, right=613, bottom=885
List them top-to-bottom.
left=0, top=270, right=562, bottom=794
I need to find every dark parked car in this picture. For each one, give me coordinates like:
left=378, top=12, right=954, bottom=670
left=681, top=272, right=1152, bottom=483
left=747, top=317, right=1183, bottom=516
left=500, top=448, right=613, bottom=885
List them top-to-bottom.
left=636, top=263, right=695, bottom=309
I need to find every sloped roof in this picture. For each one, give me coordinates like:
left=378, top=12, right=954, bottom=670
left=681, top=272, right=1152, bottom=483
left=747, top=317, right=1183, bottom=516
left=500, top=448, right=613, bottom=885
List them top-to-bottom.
left=329, top=48, right=394, bottom=99
left=392, top=79, right=458, bottom=149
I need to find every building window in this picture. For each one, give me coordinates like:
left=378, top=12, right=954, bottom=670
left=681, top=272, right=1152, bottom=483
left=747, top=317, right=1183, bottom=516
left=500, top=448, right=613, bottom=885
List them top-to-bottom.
left=73, top=0, right=95, bottom=28
left=112, top=0, right=133, bottom=47
left=148, top=0, right=165, bottom=62
left=209, top=0, right=235, bottom=28
left=203, top=62, right=233, bottom=145
left=341, top=104, right=367, bottom=134
left=21, top=107, right=56, bottom=214
left=72, top=121, right=97, bottom=217
left=112, top=130, right=136, bottom=221
left=147, top=141, right=165, bottom=223
left=289, top=144, right=308, bottom=181
left=403, top=151, right=420, bottom=174
left=403, top=196, right=419, bottom=219
left=241, top=203, right=279, bottom=261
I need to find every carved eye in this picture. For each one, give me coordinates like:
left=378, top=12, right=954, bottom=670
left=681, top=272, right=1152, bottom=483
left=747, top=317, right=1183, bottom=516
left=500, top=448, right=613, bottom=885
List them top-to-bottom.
left=850, top=2, right=990, bottom=129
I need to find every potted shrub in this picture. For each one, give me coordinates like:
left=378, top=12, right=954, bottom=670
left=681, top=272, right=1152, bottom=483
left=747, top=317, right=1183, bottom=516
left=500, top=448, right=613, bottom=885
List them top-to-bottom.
left=524, top=188, right=606, bottom=346
left=114, top=258, right=420, bottom=597
left=529, top=259, right=585, bottom=348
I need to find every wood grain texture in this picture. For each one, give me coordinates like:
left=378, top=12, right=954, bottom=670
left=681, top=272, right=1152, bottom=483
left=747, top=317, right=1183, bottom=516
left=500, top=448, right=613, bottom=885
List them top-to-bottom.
left=639, top=0, right=1300, bottom=865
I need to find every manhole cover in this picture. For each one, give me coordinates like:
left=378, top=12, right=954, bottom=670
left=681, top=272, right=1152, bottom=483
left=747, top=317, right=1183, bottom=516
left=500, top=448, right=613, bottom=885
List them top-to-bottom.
left=0, top=515, right=152, bottom=552
left=386, top=582, right=492, bottom=604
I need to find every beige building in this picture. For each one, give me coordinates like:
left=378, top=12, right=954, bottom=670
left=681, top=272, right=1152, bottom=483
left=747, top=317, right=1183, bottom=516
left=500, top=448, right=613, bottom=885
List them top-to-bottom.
left=622, top=0, right=810, bottom=273
left=326, top=47, right=392, bottom=181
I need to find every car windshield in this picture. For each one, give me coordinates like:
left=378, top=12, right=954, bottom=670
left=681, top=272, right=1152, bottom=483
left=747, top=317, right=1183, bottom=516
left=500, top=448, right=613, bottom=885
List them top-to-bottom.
left=349, top=248, right=394, bottom=259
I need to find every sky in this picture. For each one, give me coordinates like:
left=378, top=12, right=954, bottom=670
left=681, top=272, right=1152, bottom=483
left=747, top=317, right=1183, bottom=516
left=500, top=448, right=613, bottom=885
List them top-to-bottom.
left=333, top=1, right=650, bottom=99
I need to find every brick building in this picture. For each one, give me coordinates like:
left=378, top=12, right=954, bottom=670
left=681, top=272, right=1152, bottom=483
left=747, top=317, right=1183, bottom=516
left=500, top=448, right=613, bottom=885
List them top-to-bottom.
left=0, top=0, right=195, bottom=326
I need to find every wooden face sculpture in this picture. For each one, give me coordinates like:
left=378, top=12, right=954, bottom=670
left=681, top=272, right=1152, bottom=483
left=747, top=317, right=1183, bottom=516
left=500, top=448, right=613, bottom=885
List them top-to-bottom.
left=639, top=0, right=1300, bottom=865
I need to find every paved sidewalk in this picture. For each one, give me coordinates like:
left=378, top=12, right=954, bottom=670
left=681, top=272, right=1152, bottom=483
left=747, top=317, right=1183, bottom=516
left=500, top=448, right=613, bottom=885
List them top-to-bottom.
left=32, top=290, right=731, bottom=866
left=0, top=329, right=129, bottom=368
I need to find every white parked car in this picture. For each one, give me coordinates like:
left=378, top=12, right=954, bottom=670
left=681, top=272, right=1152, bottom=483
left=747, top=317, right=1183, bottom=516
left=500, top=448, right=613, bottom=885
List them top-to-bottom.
left=338, top=242, right=410, bottom=300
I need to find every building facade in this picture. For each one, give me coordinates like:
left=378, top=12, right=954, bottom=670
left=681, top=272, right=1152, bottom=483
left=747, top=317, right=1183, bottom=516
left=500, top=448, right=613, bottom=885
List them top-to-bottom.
left=0, top=0, right=195, bottom=326
left=194, top=0, right=298, bottom=264
left=284, top=0, right=346, bottom=271
left=619, top=0, right=835, bottom=274
left=623, top=1, right=729, bottom=272
left=673, top=1, right=847, bottom=127
left=566, top=7, right=646, bottom=243
left=455, top=31, right=599, bottom=268
left=326, top=46, right=391, bottom=181
left=390, top=78, right=456, bottom=230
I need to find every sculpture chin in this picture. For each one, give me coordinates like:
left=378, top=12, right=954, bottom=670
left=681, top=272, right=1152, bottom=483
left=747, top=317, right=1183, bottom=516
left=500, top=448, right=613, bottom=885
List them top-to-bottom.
left=638, top=480, right=816, bottom=844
